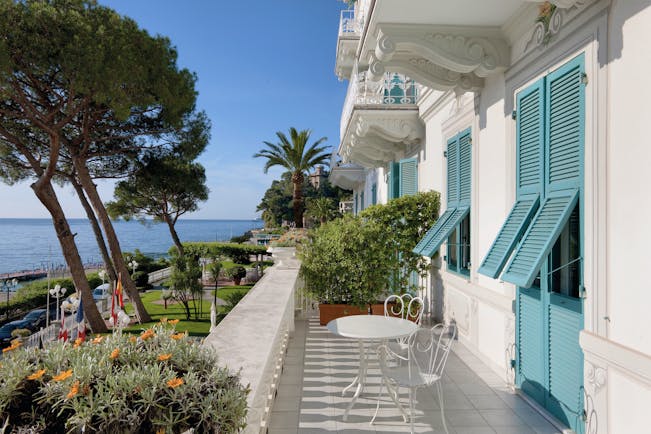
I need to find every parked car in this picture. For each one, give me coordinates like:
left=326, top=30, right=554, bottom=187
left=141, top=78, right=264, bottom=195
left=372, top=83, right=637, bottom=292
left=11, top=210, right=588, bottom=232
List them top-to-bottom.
left=93, top=283, right=110, bottom=301
left=22, top=308, right=57, bottom=330
left=0, top=319, right=33, bottom=348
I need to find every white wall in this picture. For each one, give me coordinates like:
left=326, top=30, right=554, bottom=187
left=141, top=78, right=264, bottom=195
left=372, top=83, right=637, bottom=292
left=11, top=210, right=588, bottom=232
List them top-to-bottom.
left=606, top=0, right=651, bottom=355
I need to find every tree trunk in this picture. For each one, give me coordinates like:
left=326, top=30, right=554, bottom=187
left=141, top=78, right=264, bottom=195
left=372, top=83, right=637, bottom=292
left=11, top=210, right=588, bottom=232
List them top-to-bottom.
left=73, top=160, right=151, bottom=323
left=291, top=171, right=304, bottom=228
left=71, top=178, right=117, bottom=283
left=31, top=181, right=107, bottom=333
left=164, top=215, right=184, bottom=256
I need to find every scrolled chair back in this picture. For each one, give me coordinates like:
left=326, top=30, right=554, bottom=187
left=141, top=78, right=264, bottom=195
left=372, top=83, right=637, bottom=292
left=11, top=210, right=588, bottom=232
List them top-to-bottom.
left=384, top=293, right=424, bottom=324
left=405, top=323, right=457, bottom=386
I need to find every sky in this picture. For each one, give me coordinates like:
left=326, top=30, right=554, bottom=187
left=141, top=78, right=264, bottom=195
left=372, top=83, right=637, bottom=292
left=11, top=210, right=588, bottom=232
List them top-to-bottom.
left=0, top=0, right=348, bottom=220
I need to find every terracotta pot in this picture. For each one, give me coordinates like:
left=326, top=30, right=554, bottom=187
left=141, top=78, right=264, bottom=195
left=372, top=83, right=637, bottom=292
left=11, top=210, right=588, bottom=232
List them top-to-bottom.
left=233, top=278, right=242, bottom=286
left=318, top=304, right=368, bottom=326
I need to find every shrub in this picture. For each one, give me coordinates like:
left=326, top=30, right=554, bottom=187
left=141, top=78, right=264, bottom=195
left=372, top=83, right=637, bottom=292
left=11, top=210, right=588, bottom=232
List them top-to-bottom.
left=299, top=214, right=394, bottom=306
left=179, top=242, right=267, bottom=265
left=226, top=266, right=247, bottom=280
left=132, top=270, right=151, bottom=289
left=223, top=290, right=248, bottom=312
left=0, top=324, right=249, bottom=432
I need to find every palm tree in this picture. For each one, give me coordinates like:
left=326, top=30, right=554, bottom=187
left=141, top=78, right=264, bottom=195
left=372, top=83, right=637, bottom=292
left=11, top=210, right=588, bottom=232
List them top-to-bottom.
left=254, top=128, right=330, bottom=228
left=307, top=197, right=337, bottom=225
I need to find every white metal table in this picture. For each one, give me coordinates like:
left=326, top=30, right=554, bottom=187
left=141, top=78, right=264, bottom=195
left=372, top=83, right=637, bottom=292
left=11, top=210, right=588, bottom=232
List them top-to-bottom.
left=326, top=315, right=419, bottom=420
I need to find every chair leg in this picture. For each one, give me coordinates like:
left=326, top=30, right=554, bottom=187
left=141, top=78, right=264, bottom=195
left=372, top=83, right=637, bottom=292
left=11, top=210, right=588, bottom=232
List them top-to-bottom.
left=371, top=377, right=384, bottom=425
left=385, top=378, right=408, bottom=422
left=436, top=382, right=449, bottom=434
left=408, top=387, right=415, bottom=434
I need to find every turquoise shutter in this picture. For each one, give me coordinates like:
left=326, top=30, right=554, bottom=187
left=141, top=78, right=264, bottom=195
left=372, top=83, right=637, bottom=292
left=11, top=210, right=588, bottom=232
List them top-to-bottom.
left=546, top=56, right=584, bottom=193
left=479, top=79, right=544, bottom=278
left=458, top=129, right=471, bottom=205
left=446, top=136, right=459, bottom=206
left=399, top=158, right=418, bottom=197
left=391, top=161, right=400, bottom=199
left=371, top=183, right=377, bottom=205
left=501, top=189, right=580, bottom=288
left=360, top=191, right=365, bottom=210
left=354, top=193, right=358, bottom=214
left=478, top=196, right=540, bottom=278
left=412, top=206, right=469, bottom=258
left=517, top=289, right=546, bottom=403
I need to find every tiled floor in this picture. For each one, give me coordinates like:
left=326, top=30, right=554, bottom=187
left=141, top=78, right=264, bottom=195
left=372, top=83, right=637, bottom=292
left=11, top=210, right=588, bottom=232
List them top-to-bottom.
left=269, top=317, right=565, bottom=434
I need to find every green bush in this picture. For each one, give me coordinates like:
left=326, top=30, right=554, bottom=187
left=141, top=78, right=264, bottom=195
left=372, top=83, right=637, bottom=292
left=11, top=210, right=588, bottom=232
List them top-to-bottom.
left=300, top=214, right=394, bottom=306
left=226, top=266, right=247, bottom=280
left=132, top=271, right=151, bottom=289
left=222, top=290, right=248, bottom=312
left=0, top=324, right=248, bottom=432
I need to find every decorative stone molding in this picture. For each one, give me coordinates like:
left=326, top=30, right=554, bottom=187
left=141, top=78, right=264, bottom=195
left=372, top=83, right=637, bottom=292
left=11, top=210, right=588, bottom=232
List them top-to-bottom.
left=524, top=0, right=590, bottom=51
left=368, top=24, right=509, bottom=92
left=329, top=163, right=366, bottom=190
left=446, top=289, right=471, bottom=336
left=504, top=316, right=517, bottom=391
left=583, top=360, right=606, bottom=434
left=585, top=361, right=607, bottom=393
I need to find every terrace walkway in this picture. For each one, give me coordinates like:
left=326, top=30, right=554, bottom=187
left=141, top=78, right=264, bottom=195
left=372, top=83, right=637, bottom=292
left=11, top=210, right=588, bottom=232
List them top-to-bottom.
left=270, top=317, right=565, bottom=434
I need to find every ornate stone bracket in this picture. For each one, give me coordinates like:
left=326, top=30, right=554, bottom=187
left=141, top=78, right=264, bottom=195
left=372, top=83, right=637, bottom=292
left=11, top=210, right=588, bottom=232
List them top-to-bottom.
left=525, top=0, right=589, bottom=51
left=368, top=24, right=509, bottom=92
left=504, top=316, right=517, bottom=391
left=583, top=360, right=607, bottom=434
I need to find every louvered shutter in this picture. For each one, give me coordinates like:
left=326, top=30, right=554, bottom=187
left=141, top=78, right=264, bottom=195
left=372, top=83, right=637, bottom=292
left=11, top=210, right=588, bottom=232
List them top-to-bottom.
left=546, top=57, right=584, bottom=193
left=479, top=79, right=544, bottom=278
left=458, top=129, right=472, bottom=205
left=447, top=136, right=459, bottom=206
left=399, top=158, right=418, bottom=197
left=371, top=183, right=377, bottom=205
left=501, top=189, right=580, bottom=288
left=360, top=191, right=365, bottom=210
left=354, top=193, right=358, bottom=214
left=478, top=196, right=540, bottom=278
left=412, top=207, right=469, bottom=258
left=517, top=289, right=546, bottom=403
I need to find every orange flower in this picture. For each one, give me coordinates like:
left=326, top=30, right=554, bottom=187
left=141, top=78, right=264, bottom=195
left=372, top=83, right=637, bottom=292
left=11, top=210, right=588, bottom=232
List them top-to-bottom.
left=539, top=1, right=553, bottom=17
left=168, top=319, right=180, bottom=325
left=140, top=329, right=155, bottom=341
left=171, top=332, right=185, bottom=341
left=92, top=335, right=104, bottom=344
left=129, top=336, right=137, bottom=343
left=73, top=338, right=83, bottom=348
left=3, top=340, right=22, bottom=352
left=2, top=346, right=14, bottom=353
left=109, top=348, right=120, bottom=360
left=157, top=353, right=172, bottom=361
left=27, top=369, right=46, bottom=380
left=53, top=370, right=73, bottom=382
left=167, top=377, right=184, bottom=388
left=66, top=380, right=80, bottom=399
left=156, top=428, right=165, bottom=434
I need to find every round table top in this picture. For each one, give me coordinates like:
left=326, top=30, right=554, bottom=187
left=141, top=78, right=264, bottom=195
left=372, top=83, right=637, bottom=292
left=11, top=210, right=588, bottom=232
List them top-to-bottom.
left=326, top=315, right=418, bottom=341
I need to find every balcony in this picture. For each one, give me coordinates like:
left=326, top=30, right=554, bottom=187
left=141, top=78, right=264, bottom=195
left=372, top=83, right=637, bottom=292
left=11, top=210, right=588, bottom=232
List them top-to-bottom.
left=335, top=8, right=364, bottom=80
left=338, top=68, right=424, bottom=168
left=329, top=150, right=365, bottom=190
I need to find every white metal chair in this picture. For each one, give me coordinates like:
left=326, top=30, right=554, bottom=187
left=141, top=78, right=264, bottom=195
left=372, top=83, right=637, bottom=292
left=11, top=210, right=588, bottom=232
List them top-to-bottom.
left=384, top=294, right=424, bottom=355
left=371, top=323, right=457, bottom=434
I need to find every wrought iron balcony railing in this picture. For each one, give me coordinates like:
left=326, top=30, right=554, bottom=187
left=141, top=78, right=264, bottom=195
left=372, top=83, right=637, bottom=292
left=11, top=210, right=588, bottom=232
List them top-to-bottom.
left=338, top=10, right=361, bottom=36
left=340, top=68, right=418, bottom=139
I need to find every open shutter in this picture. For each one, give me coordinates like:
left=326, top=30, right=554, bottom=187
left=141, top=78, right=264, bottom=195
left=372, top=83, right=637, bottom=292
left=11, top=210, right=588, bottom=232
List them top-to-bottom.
left=546, top=56, right=584, bottom=193
left=458, top=129, right=472, bottom=205
left=446, top=136, right=459, bottom=206
left=399, top=158, right=418, bottom=197
left=391, top=161, right=400, bottom=199
left=371, top=183, right=377, bottom=205
left=501, top=189, right=580, bottom=288
left=360, top=191, right=365, bottom=210
left=478, top=196, right=540, bottom=278
left=412, top=206, right=468, bottom=257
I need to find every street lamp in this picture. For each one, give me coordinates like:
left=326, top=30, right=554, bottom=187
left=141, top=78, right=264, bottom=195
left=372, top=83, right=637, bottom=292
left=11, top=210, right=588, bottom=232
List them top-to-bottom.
left=128, top=260, right=138, bottom=279
left=98, top=269, right=107, bottom=285
left=2, top=278, right=18, bottom=320
left=49, top=284, right=67, bottom=323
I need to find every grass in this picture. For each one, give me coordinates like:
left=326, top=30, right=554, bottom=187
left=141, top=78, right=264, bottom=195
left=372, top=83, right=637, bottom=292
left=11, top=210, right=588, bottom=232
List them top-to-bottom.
left=123, top=284, right=253, bottom=336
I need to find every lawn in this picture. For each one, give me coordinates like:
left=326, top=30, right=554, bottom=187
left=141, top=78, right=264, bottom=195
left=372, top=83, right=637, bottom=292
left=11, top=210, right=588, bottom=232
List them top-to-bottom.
left=123, top=284, right=253, bottom=336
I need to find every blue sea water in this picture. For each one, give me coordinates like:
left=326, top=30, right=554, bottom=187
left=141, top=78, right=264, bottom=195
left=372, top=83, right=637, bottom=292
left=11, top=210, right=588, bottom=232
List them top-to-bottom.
left=0, top=218, right=263, bottom=274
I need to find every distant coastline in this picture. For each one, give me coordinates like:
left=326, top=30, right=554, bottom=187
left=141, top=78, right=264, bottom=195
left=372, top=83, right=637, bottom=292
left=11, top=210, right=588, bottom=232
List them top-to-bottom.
left=0, top=218, right=263, bottom=275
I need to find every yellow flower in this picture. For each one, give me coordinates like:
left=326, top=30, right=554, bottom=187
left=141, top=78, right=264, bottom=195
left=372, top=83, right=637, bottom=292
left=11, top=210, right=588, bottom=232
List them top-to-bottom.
left=168, top=319, right=179, bottom=325
left=140, top=329, right=155, bottom=341
left=171, top=332, right=185, bottom=341
left=92, top=335, right=104, bottom=344
left=73, top=338, right=83, bottom=348
left=110, top=348, right=120, bottom=360
left=157, top=353, right=172, bottom=361
left=27, top=369, right=46, bottom=380
left=53, top=370, right=73, bottom=382
left=167, top=377, right=184, bottom=388
left=66, top=380, right=80, bottom=399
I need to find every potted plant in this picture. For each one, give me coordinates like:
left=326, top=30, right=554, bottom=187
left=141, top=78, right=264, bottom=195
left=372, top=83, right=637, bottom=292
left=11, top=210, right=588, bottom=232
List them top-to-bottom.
left=300, top=214, right=394, bottom=325
left=227, top=266, right=247, bottom=286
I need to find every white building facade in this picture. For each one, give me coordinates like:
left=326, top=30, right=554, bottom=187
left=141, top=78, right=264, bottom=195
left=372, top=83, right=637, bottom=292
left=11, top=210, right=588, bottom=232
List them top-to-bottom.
left=329, top=1, right=651, bottom=433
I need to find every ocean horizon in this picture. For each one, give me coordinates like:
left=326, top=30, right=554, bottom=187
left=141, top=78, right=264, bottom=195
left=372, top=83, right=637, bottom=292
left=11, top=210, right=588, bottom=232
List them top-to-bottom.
left=0, top=218, right=263, bottom=275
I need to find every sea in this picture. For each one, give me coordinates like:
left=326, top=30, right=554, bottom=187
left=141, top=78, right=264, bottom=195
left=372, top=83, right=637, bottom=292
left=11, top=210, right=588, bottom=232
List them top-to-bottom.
left=0, top=218, right=263, bottom=275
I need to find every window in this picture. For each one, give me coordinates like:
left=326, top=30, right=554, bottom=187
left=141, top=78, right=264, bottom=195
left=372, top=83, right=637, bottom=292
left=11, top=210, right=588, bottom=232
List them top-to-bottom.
left=413, top=128, right=471, bottom=272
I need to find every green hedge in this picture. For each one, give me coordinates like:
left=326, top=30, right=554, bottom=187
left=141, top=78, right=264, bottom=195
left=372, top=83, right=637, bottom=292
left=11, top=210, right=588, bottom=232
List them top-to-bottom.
left=177, top=242, right=268, bottom=265
left=0, top=273, right=103, bottom=319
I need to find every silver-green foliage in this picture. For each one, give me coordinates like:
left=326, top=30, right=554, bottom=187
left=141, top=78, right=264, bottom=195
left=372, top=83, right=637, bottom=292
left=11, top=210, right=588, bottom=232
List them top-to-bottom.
left=0, top=324, right=248, bottom=432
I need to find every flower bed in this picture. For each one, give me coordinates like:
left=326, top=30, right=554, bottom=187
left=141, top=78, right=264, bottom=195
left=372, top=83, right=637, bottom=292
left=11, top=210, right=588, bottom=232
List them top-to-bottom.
left=0, top=323, right=249, bottom=432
